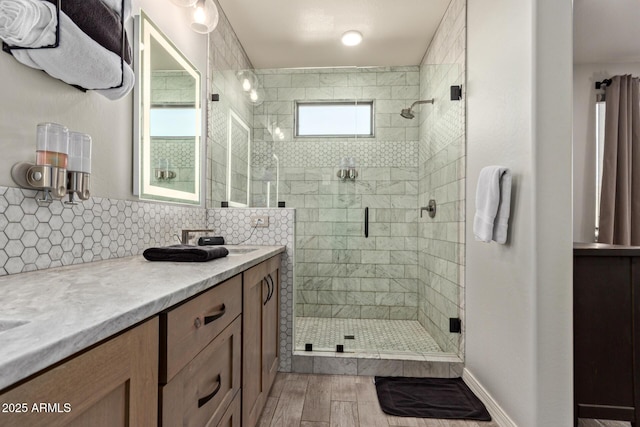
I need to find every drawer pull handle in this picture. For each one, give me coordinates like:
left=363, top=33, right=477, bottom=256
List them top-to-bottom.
left=263, top=276, right=271, bottom=306
left=204, top=304, right=226, bottom=325
left=197, top=374, right=221, bottom=408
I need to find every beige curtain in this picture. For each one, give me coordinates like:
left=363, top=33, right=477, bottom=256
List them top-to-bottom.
left=598, top=75, right=640, bottom=245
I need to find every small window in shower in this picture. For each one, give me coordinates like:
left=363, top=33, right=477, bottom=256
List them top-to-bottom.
left=295, top=101, right=374, bottom=137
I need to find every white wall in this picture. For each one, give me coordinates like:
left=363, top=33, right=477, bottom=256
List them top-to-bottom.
left=0, top=0, right=207, bottom=200
left=466, top=0, right=573, bottom=425
left=573, top=62, right=640, bottom=242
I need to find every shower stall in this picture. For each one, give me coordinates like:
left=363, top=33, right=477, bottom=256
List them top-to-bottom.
left=205, top=0, right=466, bottom=370
left=247, top=63, right=466, bottom=360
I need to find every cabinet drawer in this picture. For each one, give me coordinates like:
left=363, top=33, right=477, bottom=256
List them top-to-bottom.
left=161, top=274, right=242, bottom=383
left=161, top=316, right=241, bottom=427
left=216, top=393, right=241, bottom=427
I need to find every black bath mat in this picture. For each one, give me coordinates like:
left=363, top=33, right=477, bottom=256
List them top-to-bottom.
left=374, top=376, right=491, bottom=421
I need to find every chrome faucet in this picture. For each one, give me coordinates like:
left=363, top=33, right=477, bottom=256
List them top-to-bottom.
left=180, top=229, right=214, bottom=245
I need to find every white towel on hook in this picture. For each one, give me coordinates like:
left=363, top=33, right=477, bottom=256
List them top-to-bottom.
left=0, top=0, right=57, bottom=48
left=11, top=10, right=134, bottom=99
left=473, top=166, right=512, bottom=244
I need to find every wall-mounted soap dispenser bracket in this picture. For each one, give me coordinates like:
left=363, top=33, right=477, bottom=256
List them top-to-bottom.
left=12, top=125, right=92, bottom=205
left=11, top=161, right=67, bottom=203
left=65, top=171, right=91, bottom=205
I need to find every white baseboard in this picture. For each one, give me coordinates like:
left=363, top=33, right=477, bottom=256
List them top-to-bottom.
left=462, top=368, right=518, bottom=427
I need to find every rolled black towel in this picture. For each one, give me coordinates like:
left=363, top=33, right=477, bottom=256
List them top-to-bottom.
left=44, top=0, right=132, bottom=64
left=143, top=245, right=229, bottom=262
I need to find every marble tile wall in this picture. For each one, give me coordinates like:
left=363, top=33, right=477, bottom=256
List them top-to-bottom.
left=207, top=0, right=254, bottom=208
left=417, top=0, right=466, bottom=356
left=252, top=66, right=421, bottom=145
left=250, top=67, right=422, bottom=320
left=151, top=70, right=196, bottom=105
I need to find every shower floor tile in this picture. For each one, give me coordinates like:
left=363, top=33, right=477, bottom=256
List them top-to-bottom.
left=295, top=317, right=442, bottom=355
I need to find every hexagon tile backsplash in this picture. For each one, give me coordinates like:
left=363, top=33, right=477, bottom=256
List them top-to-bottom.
left=0, top=186, right=208, bottom=276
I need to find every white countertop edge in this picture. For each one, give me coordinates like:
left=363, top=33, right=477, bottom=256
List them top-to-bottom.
left=0, top=245, right=285, bottom=391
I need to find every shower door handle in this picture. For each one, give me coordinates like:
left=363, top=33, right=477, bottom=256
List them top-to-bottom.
left=364, top=207, right=369, bottom=238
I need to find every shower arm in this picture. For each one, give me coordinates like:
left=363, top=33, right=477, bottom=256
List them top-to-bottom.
left=410, top=99, right=434, bottom=110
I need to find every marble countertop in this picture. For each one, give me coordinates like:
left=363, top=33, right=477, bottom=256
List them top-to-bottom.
left=0, top=245, right=285, bottom=391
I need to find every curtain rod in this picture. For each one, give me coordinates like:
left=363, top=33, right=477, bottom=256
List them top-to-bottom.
left=595, top=79, right=612, bottom=90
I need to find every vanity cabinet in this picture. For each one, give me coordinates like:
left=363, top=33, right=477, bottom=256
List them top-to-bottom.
left=574, top=243, right=640, bottom=426
left=0, top=249, right=284, bottom=427
left=242, top=255, right=280, bottom=427
left=159, top=274, right=242, bottom=427
left=0, top=318, right=158, bottom=427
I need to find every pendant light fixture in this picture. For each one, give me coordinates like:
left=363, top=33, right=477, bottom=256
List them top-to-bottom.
left=190, top=0, right=219, bottom=34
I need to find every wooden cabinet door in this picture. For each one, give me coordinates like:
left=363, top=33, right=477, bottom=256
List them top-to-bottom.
left=242, top=255, right=282, bottom=427
left=262, top=256, right=280, bottom=395
left=574, top=256, right=635, bottom=416
left=242, top=260, right=268, bottom=427
left=0, top=318, right=158, bottom=427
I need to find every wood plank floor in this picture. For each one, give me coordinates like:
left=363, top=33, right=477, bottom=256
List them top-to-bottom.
left=257, top=373, right=630, bottom=427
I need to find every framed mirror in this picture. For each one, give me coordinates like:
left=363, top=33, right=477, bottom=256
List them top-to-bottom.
left=133, top=11, right=202, bottom=205
left=227, top=110, right=251, bottom=207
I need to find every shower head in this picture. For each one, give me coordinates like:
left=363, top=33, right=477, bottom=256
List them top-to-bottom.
left=400, top=99, right=434, bottom=119
left=400, top=108, right=415, bottom=119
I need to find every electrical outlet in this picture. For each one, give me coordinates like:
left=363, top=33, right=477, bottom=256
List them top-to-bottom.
left=250, top=215, right=269, bottom=228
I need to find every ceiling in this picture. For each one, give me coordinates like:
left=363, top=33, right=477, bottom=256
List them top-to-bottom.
left=216, top=0, right=451, bottom=69
left=574, top=0, right=640, bottom=64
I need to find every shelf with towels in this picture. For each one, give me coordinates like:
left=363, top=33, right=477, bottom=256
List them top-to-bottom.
left=0, top=0, right=133, bottom=99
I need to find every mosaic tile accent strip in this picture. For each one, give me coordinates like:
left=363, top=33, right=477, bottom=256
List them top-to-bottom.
left=151, top=139, right=196, bottom=169
left=252, top=140, right=419, bottom=168
left=0, top=186, right=205, bottom=276
left=207, top=207, right=295, bottom=372
left=295, top=317, right=441, bottom=355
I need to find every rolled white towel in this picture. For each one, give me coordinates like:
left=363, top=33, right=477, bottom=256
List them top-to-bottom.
left=0, top=0, right=57, bottom=48
left=12, top=11, right=134, bottom=99
left=97, top=62, right=134, bottom=100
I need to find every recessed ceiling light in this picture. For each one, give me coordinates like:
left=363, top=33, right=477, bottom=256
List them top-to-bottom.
left=341, top=30, right=363, bottom=47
